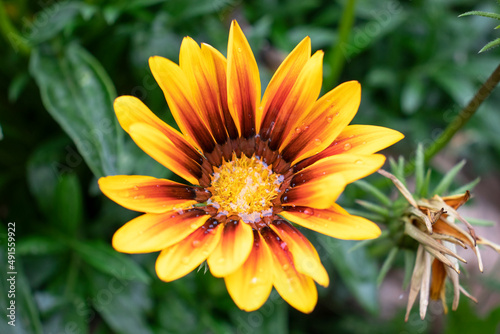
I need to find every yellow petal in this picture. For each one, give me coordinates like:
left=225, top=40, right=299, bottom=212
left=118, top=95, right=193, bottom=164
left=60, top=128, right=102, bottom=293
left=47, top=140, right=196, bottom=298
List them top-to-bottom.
left=227, top=20, right=261, bottom=138
left=259, top=36, right=311, bottom=135
left=267, top=51, right=324, bottom=150
left=149, top=55, right=216, bottom=152
left=281, top=81, right=361, bottom=164
left=114, top=95, right=204, bottom=166
left=128, top=123, right=203, bottom=185
left=293, top=154, right=386, bottom=185
left=281, top=173, right=345, bottom=209
left=98, top=175, right=205, bottom=213
left=280, top=204, right=381, bottom=240
left=112, top=210, right=210, bottom=253
left=155, top=220, right=223, bottom=282
left=207, top=220, right=254, bottom=277
left=270, top=220, right=329, bottom=287
left=261, top=227, right=318, bottom=314
left=224, top=230, right=273, bottom=311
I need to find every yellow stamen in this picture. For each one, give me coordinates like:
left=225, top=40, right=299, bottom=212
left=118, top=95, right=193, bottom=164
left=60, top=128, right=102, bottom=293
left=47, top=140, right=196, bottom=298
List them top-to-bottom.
left=208, top=154, right=283, bottom=222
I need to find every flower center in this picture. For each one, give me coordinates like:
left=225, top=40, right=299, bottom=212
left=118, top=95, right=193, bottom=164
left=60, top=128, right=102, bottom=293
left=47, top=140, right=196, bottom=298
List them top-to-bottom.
left=208, top=154, right=284, bottom=223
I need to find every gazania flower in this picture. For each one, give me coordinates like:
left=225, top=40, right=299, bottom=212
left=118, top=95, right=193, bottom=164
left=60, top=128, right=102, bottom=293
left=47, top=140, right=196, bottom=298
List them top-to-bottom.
left=98, top=20, right=403, bottom=313
left=378, top=170, right=500, bottom=320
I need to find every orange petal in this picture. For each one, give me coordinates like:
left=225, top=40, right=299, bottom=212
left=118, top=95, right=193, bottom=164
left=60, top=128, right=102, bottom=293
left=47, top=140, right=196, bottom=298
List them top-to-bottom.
left=227, top=20, right=261, bottom=138
left=179, top=37, right=228, bottom=145
left=259, top=37, right=311, bottom=136
left=201, top=43, right=239, bottom=140
left=267, top=51, right=324, bottom=151
left=149, top=55, right=216, bottom=153
left=281, top=81, right=361, bottom=164
left=114, top=96, right=204, bottom=166
left=128, top=123, right=203, bottom=185
left=297, top=125, right=404, bottom=170
left=293, top=154, right=386, bottom=185
left=281, top=173, right=346, bottom=209
left=98, top=175, right=208, bottom=213
left=442, top=191, right=470, bottom=210
left=280, top=204, right=381, bottom=240
left=112, top=209, right=210, bottom=253
left=155, top=219, right=224, bottom=282
left=207, top=220, right=254, bottom=277
left=270, top=220, right=329, bottom=287
left=261, top=227, right=318, bottom=314
left=224, top=230, right=273, bottom=311
left=430, top=258, right=447, bottom=300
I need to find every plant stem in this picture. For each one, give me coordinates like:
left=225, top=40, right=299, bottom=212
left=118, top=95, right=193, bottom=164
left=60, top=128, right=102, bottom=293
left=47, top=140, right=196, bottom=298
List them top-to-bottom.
left=325, top=0, right=357, bottom=89
left=0, top=1, right=31, bottom=55
left=423, top=63, right=500, bottom=163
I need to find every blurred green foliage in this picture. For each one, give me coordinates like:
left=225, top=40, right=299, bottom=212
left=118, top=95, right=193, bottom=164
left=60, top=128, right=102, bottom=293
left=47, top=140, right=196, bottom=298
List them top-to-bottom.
left=0, top=0, right=499, bottom=333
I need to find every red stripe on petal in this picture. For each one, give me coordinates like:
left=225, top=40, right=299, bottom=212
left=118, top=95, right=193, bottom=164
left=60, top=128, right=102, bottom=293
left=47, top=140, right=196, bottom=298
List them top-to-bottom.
left=227, top=20, right=261, bottom=139
left=259, top=37, right=311, bottom=137
left=149, top=56, right=216, bottom=153
left=128, top=123, right=204, bottom=185
left=98, top=175, right=208, bottom=213
left=112, top=209, right=211, bottom=253
left=155, top=219, right=224, bottom=282
left=207, top=219, right=254, bottom=277
left=270, top=220, right=329, bottom=287
left=261, top=227, right=318, bottom=314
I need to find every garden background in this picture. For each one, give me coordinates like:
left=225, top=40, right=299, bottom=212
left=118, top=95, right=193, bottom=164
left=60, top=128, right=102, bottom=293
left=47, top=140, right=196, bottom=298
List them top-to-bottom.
left=1, top=0, right=500, bottom=333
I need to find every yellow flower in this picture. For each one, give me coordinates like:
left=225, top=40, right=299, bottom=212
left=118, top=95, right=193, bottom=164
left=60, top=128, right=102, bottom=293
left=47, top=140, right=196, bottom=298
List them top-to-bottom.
left=98, top=20, right=403, bottom=313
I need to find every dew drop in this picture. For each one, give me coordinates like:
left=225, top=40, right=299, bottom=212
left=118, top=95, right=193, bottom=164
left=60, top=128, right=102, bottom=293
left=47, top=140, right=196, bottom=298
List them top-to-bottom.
left=237, top=47, right=242, bottom=53
left=326, top=116, right=333, bottom=123
left=295, top=127, right=301, bottom=134
left=314, top=138, right=322, bottom=146
left=343, top=143, right=351, bottom=151
left=355, top=159, right=363, bottom=164
left=133, top=186, right=139, bottom=191
left=303, top=208, right=315, bottom=216
left=190, top=223, right=199, bottom=229
left=192, top=240, right=201, bottom=248
left=181, top=256, right=190, bottom=264
left=218, top=258, right=225, bottom=264
left=282, top=263, right=289, bottom=270
left=250, top=277, right=258, bottom=284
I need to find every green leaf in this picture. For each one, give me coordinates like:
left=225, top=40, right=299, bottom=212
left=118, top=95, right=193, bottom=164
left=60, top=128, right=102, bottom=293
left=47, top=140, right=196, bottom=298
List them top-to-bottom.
left=27, top=1, right=82, bottom=44
left=459, top=11, right=500, bottom=21
left=479, top=38, right=500, bottom=53
left=30, top=43, right=122, bottom=178
left=401, top=76, right=426, bottom=115
left=414, top=144, right=425, bottom=197
left=432, top=160, right=466, bottom=195
left=54, top=173, right=83, bottom=236
left=450, top=177, right=480, bottom=195
left=353, top=180, right=392, bottom=206
left=356, top=200, right=389, bottom=217
left=465, top=217, right=495, bottom=227
left=0, top=226, right=44, bottom=334
left=316, top=235, right=379, bottom=313
left=17, top=236, right=66, bottom=256
left=71, top=240, right=150, bottom=284
left=377, top=247, right=398, bottom=286
left=89, top=271, right=153, bottom=334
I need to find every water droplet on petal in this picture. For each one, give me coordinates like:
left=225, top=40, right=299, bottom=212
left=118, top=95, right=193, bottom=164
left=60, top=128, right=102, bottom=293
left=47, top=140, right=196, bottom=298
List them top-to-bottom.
left=237, top=47, right=242, bottom=53
left=326, top=116, right=333, bottom=123
left=295, top=127, right=301, bottom=134
left=314, top=138, right=322, bottom=145
left=343, top=143, right=351, bottom=151
left=355, top=159, right=363, bottom=164
left=133, top=186, right=139, bottom=191
left=303, top=208, right=315, bottom=216
left=190, top=223, right=199, bottom=229
left=192, top=240, right=201, bottom=248
left=181, top=256, right=190, bottom=264
left=218, top=258, right=225, bottom=264
left=282, top=263, right=289, bottom=270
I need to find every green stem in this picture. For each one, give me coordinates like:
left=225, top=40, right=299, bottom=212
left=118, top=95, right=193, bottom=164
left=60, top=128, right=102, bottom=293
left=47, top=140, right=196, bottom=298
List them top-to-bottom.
left=325, top=0, right=357, bottom=88
left=0, top=1, right=31, bottom=55
left=423, top=63, right=500, bottom=163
